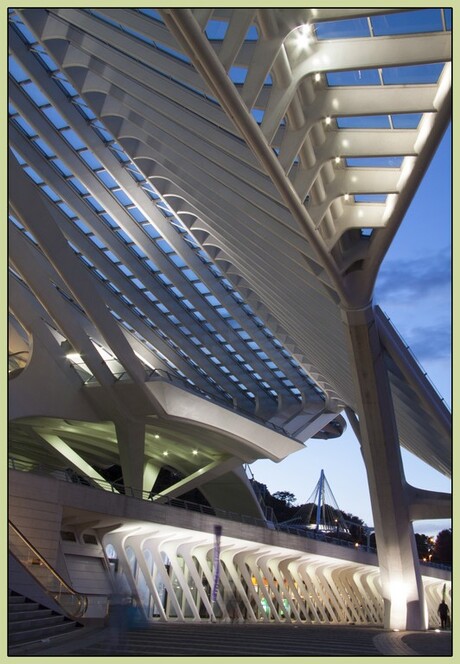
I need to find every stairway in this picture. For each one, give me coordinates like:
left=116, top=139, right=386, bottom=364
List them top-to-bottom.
left=8, top=590, right=83, bottom=653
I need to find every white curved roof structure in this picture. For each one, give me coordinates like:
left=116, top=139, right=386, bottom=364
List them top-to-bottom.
left=8, top=8, right=451, bottom=491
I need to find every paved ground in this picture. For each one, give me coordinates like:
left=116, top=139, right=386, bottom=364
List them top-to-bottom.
left=26, top=622, right=452, bottom=658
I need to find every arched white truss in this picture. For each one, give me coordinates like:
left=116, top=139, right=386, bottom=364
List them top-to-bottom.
left=102, top=522, right=450, bottom=628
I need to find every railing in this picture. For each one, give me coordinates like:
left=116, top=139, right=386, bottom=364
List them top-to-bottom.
left=376, top=306, right=451, bottom=410
left=68, top=356, right=295, bottom=439
left=9, top=457, right=375, bottom=553
left=9, top=458, right=451, bottom=571
left=8, top=520, right=88, bottom=619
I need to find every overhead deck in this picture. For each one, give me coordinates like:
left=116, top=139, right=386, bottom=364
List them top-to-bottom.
left=8, top=8, right=451, bottom=631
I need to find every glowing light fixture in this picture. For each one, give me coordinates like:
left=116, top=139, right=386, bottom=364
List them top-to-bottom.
left=294, top=24, right=313, bottom=48
left=298, top=24, right=313, bottom=38
left=314, top=73, right=321, bottom=82
left=325, top=116, right=332, bottom=125
left=335, top=157, right=341, bottom=164
left=344, top=194, right=350, bottom=201
left=67, top=352, right=82, bottom=363
left=154, top=434, right=160, bottom=439
left=193, top=450, right=198, bottom=455
left=163, top=451, right=168, bottom=456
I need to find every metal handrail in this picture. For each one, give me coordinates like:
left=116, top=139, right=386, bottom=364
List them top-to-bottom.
left=377, top=306, right=450, bottom=410
left=69, top=355, right=295, bottom=439
left=8, top=520, right=88, bottom=619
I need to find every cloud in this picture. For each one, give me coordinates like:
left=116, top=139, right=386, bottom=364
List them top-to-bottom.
left=375, top=246, right=451, bottom=301
left=375, top=247, right=451, bottom=364
left=406, top=323, right=452, bottom=361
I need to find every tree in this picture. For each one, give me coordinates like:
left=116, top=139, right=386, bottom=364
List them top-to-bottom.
left=272, top=491, right=297, bottom=507
left=433, top=529, right=452, bottom=564
left=414, top=533, right=432, bottom=561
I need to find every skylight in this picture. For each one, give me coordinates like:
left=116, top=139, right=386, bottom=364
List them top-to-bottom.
left=370, top=9, right=444, bottom=36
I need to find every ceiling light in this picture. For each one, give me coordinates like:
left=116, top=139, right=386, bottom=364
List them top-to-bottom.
left=293, top=23, right=313, bottom=48
left=298, top=24, right=313, bottom=38
left=314, top=73, right=321, bottom=82
left=324, top=116, right=331, bottom=125
left=335, top=157, right=341, bottom=164
left=344, top=194, right=350, bottom=201
left=66, top=353, right=82, bottom=363
left=154, top=434, right=160, bottom=439
left=193, top=450, right=198, bottom=455
left=163, top=451, right=168, bottom=456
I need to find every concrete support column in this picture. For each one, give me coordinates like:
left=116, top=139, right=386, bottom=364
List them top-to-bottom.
left=342, top=305, right=426, bottom=630
left=114, top=420, right=146, bottom=497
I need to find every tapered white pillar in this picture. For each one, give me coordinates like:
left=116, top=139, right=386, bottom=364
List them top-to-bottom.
left=343, top=305, right=426, bottom=630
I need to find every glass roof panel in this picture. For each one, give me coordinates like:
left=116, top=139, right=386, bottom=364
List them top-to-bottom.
left=371, top=9, right=444, bottom=36
left=444, top=9, right=452, bottom=30
left=315, top=17, right=370, bottom=40
left=205, top=20, right=228, bottom=40
left=245, top=25, right=258, bottom=41
left=9, top=56, right=29, bottom=82
left=382, top=63, right=444, bottom=85
left=326, top=69, right=381, bottom=87
left=22, top=81, right=49, bottom=107
left=391, top=113, right=422, bottom=129
left=337, top=116, right=391, bottom=129
left=346, top=157, right=404, bottom=168
left=354, top=194, right=387, bottom=203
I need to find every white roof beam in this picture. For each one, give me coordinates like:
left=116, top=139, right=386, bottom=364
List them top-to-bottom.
left=261, top=34, right=450, bottom=142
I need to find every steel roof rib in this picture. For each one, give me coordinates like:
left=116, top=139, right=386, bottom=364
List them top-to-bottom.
left=9, top=7, right=451, bottom=480
left=10, top=33, right=314, bottom=400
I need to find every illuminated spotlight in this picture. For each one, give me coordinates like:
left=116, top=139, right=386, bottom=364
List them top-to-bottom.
left=298, top=23, right=313, bottom=38
left=294, top=24, right=313, bottom=47
left=314, top=72, right=321, bottom=82
left=324, top=116, right=332, bottom=125
left=335, top=157, right=341, bottom=164
left=344, top=193, right=350, bottom=201
left=67, top=353, right=82, bottom=363
left=154, top=434, right=160, bottom=439
left=193, top=450, right=198, bottom=455
left=163, top=451, right=168, bottom=456
left=354, top=542, right=359, bottom=547
left=393, top=629, right=400, bottom=632
left=435, top=629, right=441, bottom=633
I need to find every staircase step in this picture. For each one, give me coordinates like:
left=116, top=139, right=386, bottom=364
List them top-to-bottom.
left=8, top=595, right=28, bottom=604
left=9, top=601, right=41, bottom=612
left=9, top=609, right=54, bottom=622
left=9, top=615, right=66, bottom=632
left=9, top=621, right=79, bottom=645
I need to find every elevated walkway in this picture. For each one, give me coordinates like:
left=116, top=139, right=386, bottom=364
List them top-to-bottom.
left=9, top=466, right=450, bottom=629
